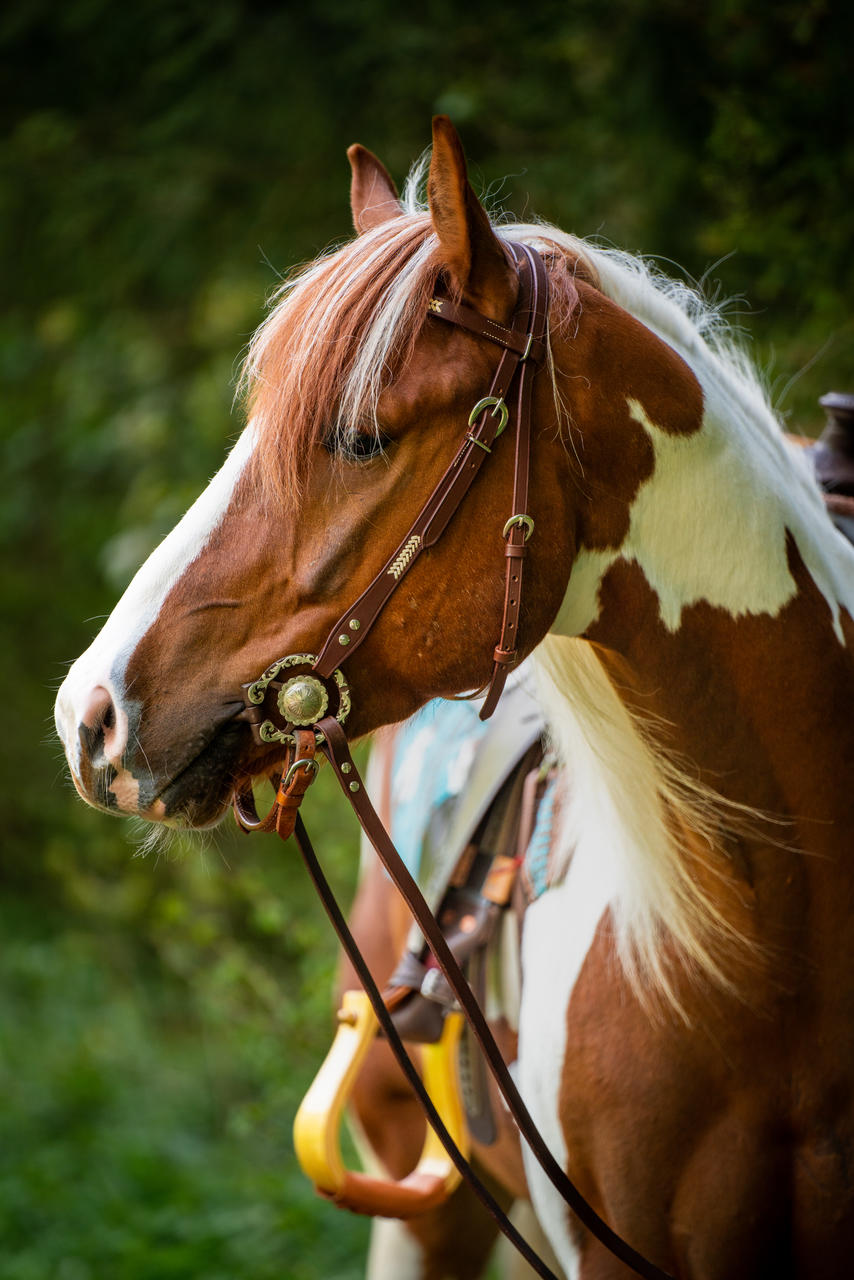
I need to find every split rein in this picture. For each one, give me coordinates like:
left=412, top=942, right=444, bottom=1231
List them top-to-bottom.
left=232, top=245, right=674, bottom=1280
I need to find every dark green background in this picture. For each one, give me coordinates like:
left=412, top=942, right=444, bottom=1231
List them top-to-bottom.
left=3, top=2, right=852, bottom=1276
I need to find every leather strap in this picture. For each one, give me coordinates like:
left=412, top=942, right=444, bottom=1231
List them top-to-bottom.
left=480, top=243, right=548, bottom=719
left=313, top=244, right=550, bottom=699
left=428, top=293, right=547, bottom=362
left=311, top=715, right=673, bottom=1280
left=233, top=729, right=317, bottom=838
left=292, top=811, right=564, bottom=1278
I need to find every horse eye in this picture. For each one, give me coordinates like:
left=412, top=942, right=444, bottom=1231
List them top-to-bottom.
left=325, top=428, right=389, bottom=463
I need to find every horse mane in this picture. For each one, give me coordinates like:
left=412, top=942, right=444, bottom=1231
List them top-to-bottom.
left=240, top=159, right=851, bottom=1009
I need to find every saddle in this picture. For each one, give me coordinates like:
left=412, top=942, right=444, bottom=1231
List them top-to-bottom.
left=808, top=392, right=854, bottom=540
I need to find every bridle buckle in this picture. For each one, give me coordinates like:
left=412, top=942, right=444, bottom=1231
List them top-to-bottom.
left=468, top=396, right=509, bottom=437
left=502, top=514, right=535, bottom=542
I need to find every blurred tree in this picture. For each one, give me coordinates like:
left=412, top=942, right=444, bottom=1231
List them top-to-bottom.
left=2, top=0, right=851, bottom=1269
left=2, top=0, right=851, bottom=957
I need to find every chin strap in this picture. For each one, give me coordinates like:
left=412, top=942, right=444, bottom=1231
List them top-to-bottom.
left=234, top=718, right=674, bottom=1280
left=232, top=728, right=318, bottom=838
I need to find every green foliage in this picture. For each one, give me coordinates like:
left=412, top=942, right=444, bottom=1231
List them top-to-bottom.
left=2, top=2, right=851, bottom=1272
left=0, top=891, right=369, bottom=1279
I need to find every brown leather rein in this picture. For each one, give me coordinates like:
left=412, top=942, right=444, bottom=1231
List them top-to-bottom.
left=233, top=244, right=674, bottom=1280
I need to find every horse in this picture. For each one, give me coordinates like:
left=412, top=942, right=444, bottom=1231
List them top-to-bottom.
left=55, top=115, right=854, bottom=1278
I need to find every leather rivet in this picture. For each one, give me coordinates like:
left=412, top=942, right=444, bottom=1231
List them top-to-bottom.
left=348, top=619, right=360, bottom=631
left=338, top=634, right=350, bottom=646
left=341, top=762, right=352, bottom=774
left=349, top=781, right=360, bottom=793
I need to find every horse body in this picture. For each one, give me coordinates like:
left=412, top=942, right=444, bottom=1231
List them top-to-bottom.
left=55, top=118, right=854, bottom=1277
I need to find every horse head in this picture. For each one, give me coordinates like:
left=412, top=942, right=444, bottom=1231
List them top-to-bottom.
left=55, top=119, right=582, bottom=829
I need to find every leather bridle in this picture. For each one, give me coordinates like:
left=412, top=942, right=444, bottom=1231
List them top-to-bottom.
left=233, top=244, right=674, bottom=1280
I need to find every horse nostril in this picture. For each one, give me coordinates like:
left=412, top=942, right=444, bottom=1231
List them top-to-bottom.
left=80, top=685, right=126, bottom=764
left=82, top=685, right=113, bottom=732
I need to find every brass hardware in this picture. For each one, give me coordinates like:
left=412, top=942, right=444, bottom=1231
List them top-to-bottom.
left=428, top=297, right=444, bottom=314
left=468, top=397, right=509, bottom=437
left=465, top=433, right=491, bottom=454
left=502, top=514, right=535, bottom=542
left=387, top=534, right=421, bottom=580
left=348, top=619, right=360, bottom=631
left=339, top=634, right=350, bottom=646
left=248, top=653, right=351, bottom=744
left=277, top=675, right=329, bottom=726
left=283, top=757, right=319, bottom=787
left=341, top=762, right=352, bottom=775
left=349, top=781, right=360, bottom=793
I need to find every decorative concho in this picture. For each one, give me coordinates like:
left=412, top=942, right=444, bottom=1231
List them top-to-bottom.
left=246, top=652, right=351, bottom=747
left=277, top=675, right=328, bottom=726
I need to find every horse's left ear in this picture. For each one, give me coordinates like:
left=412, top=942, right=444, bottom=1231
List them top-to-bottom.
left=427, top=116, right=517, bottom=319
left=348, top=144, right=402, bottom=233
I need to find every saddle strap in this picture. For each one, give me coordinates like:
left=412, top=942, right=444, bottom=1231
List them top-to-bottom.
left=308, top=714, right=674, bottom=1280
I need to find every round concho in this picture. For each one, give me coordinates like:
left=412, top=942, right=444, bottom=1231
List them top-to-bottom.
left=246, top=653, right=351, bottom=746
left=277, top=675, right=328, bottom=726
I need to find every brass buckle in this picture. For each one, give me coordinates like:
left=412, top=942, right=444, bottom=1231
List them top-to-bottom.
left=468, top=396, right=509, bottom=437
left=502, top=513, right=535, bottom=542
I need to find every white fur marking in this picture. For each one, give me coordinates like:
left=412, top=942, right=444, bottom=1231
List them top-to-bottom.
left=554, top=399, right=854, bottom=641
left=55, top=425, right=256, bottom=765
left=518, top=847, right=617, bottom=1279
left=366, top=1219, right=424, bottom=1280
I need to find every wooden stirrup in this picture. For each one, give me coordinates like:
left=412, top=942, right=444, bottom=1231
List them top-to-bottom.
left=293, top=990, right=468, bottom=1218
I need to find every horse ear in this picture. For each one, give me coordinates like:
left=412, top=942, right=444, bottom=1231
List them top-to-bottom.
left=427, top=116, right=516, bottom=317
left=348, top=144, right=402, bottom=233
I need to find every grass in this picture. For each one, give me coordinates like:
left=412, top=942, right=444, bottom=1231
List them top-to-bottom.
left=0, top=765, right=372, bottom=1279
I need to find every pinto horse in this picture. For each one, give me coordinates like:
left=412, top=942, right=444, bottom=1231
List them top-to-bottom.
left=56, top=116, right=854, bottom=1278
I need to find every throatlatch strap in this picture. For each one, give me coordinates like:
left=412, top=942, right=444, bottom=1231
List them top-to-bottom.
left=479, top=243, right=549, bottom=719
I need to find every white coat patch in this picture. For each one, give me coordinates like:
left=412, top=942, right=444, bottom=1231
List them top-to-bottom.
left=554, top=398, right=854, bottom=642
left=517, top=843, right=618, bottom=1278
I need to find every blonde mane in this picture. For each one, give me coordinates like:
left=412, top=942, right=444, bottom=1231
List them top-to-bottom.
left=241, top=160, right=851, bottom=1006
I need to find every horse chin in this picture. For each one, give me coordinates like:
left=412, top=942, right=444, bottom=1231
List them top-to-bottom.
left=146, top=719, right=253, bottom=830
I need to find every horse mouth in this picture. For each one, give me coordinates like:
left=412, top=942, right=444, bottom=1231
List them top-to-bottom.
left=147, top=712, right=263, bottom=828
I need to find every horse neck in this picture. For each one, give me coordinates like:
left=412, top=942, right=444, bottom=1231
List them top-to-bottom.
left=544, top=290, right=854, bottom=830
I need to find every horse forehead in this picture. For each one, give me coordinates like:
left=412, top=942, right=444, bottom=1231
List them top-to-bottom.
left=379, top=319, right=501, bottom=416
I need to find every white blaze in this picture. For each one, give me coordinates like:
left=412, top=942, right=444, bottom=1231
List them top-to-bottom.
left=55, top=425, right=256, bottom=769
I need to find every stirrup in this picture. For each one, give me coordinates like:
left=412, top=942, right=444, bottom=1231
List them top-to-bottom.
left=293, top=990, right=468, bottom=1217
